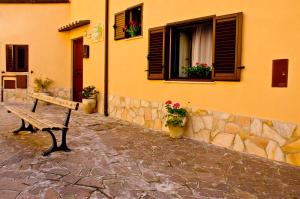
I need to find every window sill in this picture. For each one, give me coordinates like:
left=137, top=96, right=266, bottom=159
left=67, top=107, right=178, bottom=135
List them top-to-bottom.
left=125, top=35, right=143, bottom=41
left=163, top=80, right=216, bottom=84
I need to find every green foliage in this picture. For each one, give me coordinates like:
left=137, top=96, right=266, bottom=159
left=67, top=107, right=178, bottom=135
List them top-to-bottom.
left=123, top=21, right=141, bottom=37
left=182, top=63, right=211, bottom=79
left=34, top=77, right=53, bottom=92
left=82, top=86, right=99, bottom=99
left=165, top=101, right=188, bottom=127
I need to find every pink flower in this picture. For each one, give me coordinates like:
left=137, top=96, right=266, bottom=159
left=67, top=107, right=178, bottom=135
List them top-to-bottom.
left=195, top=62, right=200, bottom=65
left=202, top=63, right=208, bottom=67
left=165, top=100, right=172, bottom=105
left=173, top=103, right=180, bottom=109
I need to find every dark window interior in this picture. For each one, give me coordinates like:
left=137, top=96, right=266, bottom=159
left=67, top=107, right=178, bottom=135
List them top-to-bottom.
left=125, top=5, right=142, bottom=38
left=170, top=21, right=213, bottom=80
left=6, top=44, right=28, bottom=72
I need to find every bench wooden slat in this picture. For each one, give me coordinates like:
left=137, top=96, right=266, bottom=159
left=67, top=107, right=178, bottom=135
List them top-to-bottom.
left=31, top=93, right=79, bottom=110
left=4, top=106, right=66, bottom=131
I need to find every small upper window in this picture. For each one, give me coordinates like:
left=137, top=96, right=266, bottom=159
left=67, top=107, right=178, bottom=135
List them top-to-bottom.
left=114, top=4, right=143, bottom=40
left=6, top=44, right=29, bottom=72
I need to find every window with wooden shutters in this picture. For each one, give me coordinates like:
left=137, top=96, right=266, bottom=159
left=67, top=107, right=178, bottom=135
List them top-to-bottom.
left=114, top=4, right=143, bottom=40
left=114, top=11, right=126, bottom=40
left=154, top=12, right=243, bottom=82
left=214, top=12, right=243, bottom=81
left=148, top=27, right=165, bottom=80
left=5, top=44, right=29, bottom=72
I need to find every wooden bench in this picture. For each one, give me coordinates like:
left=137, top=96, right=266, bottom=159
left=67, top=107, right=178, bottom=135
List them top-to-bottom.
left=4, top=93, right=79, bottom=156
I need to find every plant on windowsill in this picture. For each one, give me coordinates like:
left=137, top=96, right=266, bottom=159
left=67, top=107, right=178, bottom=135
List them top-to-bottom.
left=123, top=21, right=141, bottom=37
left=182, top=63, right=212, bottom=79
left=82, top=86, right=99, bottom=114
left=165, top=100, right=188, bottom=138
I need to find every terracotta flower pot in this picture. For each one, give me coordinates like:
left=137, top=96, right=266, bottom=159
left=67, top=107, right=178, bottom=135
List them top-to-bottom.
left=82, top=98, right=97, bottom=114
left=168, top=117, right=187, bottom=138
left=168, top=125, right=185, bottom=138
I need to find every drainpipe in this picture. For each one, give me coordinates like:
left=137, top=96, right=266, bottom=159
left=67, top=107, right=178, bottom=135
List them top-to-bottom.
left=104, top=0, right=109, bottom=116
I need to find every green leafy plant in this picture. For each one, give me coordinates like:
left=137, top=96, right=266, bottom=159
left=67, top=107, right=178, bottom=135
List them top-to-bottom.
left=123, top=21, right=141, bottom=37
left=182, top=63, right=211, bottom=79
left=34, top=77, right=53, bottom=92
left=82, top=86, right=99, bottom=99
left=165, top=100, right=188, bottom=127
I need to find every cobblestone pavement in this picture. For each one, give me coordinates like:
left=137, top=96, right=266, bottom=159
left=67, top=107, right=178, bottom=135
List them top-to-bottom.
left=0, top=104, right=300, bottom=199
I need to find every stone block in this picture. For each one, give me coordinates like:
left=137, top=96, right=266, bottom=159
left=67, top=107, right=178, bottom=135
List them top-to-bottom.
left=141, top=100, right=150, bottom=107
left=144, top=108, right=152, bottom=121
left=152, top=109, right=158, bottom=120
left=192, top=109, right=209, bottom=116
left=212, top=111, right=231, bottom=120
left=133, top=116, right=145, bottom=126
left=191, top=116, right=205, bottom=132
left=202, top=116, right=213, bottom=130
left=183, top=118, right=194, bottom=138
left=153, top=119, right=162, bottom=129
left=250, top=119, right=262, bottom=136
left=213, top=120, right=226, bottom=132
left=272, top=121, right=296, bottom=139
left=224, top=123, right=240, bottom=134
left=262, top=124, right=286, bottom=146
left=193, top=130, right=210, bottom=143
left=211, top=133, right=235, bottom=148
left=233, top=134, right=245, bottom=152
left=282, top=138, right=300, bottom=153
left=244, top=140, right=267, bottom=158
left=266, top=140, right=284, bottom=162
left=286, top=153, right=300, bottom=166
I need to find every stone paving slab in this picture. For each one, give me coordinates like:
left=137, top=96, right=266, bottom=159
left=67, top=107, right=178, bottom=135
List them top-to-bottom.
left=0, top=103, right=300, bottom=199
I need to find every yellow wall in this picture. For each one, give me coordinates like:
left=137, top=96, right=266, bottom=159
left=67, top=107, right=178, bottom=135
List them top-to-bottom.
left=69, top=0, right=105, bottom=94
left=107, top=0, right=300, bottom=124
left=0, top=3, right=71, bottom=89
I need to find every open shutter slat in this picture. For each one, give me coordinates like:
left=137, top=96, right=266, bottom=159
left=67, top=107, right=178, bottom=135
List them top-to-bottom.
left=114, top=11, right=126, bottom=40
left=213, top=12, right=243, bottom=81
left=148, top=27, right=165, bottom=80
left=6, top=45, right=14, bottom=72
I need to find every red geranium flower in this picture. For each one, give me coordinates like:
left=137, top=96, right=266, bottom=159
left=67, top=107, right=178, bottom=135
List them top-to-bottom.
left=202, top=63, right=208, bottom=67
left=165, top=100, right=172, bottom=105
left=173, top=103, right=180, bottom=109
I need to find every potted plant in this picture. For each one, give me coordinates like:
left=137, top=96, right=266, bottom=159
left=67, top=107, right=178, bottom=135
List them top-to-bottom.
left=123, top=21, right=141, bottom=37
left=182, top=63, right=212, bottom=79
left=33, top=77, right=54, bottom=94
left=33, top=77, right=54, bottom=105
left=82, top=86, right=99, bottom=114
left=164, top=100, right=188, bottom=138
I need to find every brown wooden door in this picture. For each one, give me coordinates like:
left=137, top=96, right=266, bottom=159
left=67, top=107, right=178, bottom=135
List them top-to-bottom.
left=73, top=38, right=83, bottom=102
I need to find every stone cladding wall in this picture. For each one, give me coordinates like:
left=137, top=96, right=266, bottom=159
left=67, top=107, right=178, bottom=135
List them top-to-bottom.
left=1, top=88, right=71, bottom=103
left=99, top=93, right=300, bottom=166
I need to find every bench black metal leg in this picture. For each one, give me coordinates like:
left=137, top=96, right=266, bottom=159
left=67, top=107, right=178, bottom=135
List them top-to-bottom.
left=13, top=119, right=26, bottom=134
left=12, top=120, right=37, bottom=134
left=57, top=129, right=71, bottom=152
left=42, top=130, right=58, bottom=156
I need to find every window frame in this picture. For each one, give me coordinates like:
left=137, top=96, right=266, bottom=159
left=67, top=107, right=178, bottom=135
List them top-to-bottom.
left=114, top=3, right=143, bottom=40
left=167, top=15, right=216, bottom=81
left=6, top=44, right=29, bottom=73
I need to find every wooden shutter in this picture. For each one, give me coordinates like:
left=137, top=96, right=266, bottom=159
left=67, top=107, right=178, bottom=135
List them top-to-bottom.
left=114, top=11, right=126, bottom=40
left=213, top=12, right=243, bottom=81
left=148, top=27, right=166, bottom=80
left=6, top=45, right=14, bottom=72
left=14, top=45, right=29, bottom=72
left=16, top=75, right=28, bottom=89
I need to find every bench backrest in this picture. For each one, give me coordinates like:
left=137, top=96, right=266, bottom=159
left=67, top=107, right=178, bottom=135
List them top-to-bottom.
left=31, top=93, right=79, bottom=110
